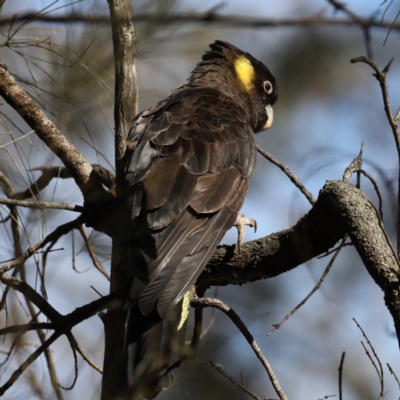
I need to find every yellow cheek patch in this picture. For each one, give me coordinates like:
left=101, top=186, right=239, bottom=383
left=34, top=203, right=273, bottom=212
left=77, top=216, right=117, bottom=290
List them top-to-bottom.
left=234, top=56, right=255, bottom=92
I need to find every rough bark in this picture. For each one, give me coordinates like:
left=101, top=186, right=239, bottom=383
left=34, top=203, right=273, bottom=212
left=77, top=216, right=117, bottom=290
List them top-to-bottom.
left=108, top=0, right=138, bottom=194
left=102, top=1, right=138, bottom=399
left=201, top=181, right=400, bottom=345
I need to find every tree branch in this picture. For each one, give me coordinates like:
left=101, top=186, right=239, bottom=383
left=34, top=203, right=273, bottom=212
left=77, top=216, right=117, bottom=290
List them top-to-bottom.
left=107, top=0, right=138, bottom=197
left=0, top=12, right=399, bottom=32
left=351, top=56, right=400, bottom=258
left=0, top=64, right=108, bottom=204
left=257, top=144, right=315, bottom=205
left=3, top=167, right=73, bottom=200
left=200, top=180, right=400, bottom=346
left=0, top=197, right=84, bottom=212
left=0, top=216, right=84, bottom=275
left=191, top=295, right=287, bottom=400
left=0, top=330, right=62, bottom=396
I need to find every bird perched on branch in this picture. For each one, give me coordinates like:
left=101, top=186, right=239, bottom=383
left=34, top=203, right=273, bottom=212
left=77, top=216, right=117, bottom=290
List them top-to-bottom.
left=121, top=40, right=278, bottom=399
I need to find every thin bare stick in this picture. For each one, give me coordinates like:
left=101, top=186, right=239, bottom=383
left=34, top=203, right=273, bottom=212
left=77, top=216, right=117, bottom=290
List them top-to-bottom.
left=328, top=0, right=374, bottom=58
left=1, top=12, right=400, bottom=32
left=351, top=56, right=400, bottom=257
left=0, top=130, right=34, bottom=149
left=342, top=142, right=364, bottom=183
left=341, top=143, right=383, bottom=218
left=256, top=144, right=315, bottom=205
left=359, top=169, right=384, bottom=219
left=3, top=173, right=64, bottom=399
left=0, top=197, right=84, bottom=212
left=0, top=216, right=84, bottom=275
left=77, top=225, right=110, bottom=280
left=269, top=236, right=347, bottom=335
left=317, top=242, right=352, bottom=258
left=0, top=280, right=118, bottom=396
left=191, top=295, right=287, bottom=400
left=353, top=318, right=385, bottom=399
left=0, top=322, right=55, bottom=335
left=0, top=330, right=62, bottom=396
left=60, top=333, right=79, bottom=390
left=68, top=333, right=103, bottom=374
left=339, top=352, right=345, bottom=400
left=209, top=360, right=262, bottom=400
left=387, top=363, right=400, bottom=392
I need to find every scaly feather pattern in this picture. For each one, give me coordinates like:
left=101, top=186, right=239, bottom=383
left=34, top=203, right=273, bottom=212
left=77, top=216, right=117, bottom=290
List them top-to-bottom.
left=120, top=40, right=278, bottom=399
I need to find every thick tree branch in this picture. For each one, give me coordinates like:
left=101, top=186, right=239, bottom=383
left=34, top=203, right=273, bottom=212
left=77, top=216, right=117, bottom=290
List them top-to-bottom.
left=200, top=180, right=346, bottom=287
left=201, top=180, right=400, bottom=345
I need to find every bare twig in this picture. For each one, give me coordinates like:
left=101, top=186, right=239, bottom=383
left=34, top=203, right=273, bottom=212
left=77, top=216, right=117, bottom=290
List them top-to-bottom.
left=328, top=0, right=374, bottom=58
left=383, top=7, right=400, bottom=46
left=1, top=12, right=400, bottom=31
left=351, top=56, right=400, bottom=257
left=0, top=130, right=35, bottom=149
left=342, top=142, right=364, bottom=183
left=341, top=143, right=383, bottom=218
left=256, top=144, right=315, bottom=205
left=359, top=169, right=384, bottom=219
left=1, top=171, right=64, bottom=399
left=0, top=197, right=84, bottom=212
left=0, top=216, right=84, bottom=275
left=77, top=225, right=110, bottom=280
left=268, top=236, right=347, bottom=335
left=317, top=242, right=352, bottom=258
left=0, top=274, right=118, bottom=396
left=191, top=294, right=288, bottom=400
left=353, top=318, right=385, bottom=400
left=0, top=322, right=55, bottom=335
left=0, top=330, right=63, bottom=396
left=61, top=333, right=79, bottom=390
left=68, top=333, right=103, bottom=374
left=339, top=352, right=345, bottom=400
left=208, top=360, right=262, bottom=400
left=386, top=363, right=400, bottom=400
left=387, top=363, right=400, bottom=392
